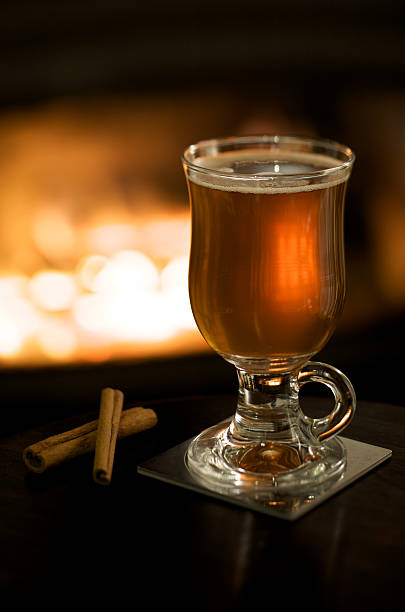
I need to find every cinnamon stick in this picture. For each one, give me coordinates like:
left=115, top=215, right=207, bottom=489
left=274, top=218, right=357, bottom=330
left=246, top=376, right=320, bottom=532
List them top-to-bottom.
left=92, top=388, right=124, bottom=485
left=23, top=400, right=158, bottom=475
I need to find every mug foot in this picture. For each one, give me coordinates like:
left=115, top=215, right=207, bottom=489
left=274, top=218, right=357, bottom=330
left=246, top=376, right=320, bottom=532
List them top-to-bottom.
left=185, top=418, right=346, bottom=502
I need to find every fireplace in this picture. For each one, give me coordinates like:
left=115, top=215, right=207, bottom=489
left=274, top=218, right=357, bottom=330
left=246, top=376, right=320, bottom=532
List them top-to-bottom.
left=0, top=1, right=404, bottom=418
left=0, top=96, right=209, bottom=367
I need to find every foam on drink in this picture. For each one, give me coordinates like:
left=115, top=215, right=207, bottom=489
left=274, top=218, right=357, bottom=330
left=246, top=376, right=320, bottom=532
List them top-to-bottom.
left=189, top=149, right=350, bottom=194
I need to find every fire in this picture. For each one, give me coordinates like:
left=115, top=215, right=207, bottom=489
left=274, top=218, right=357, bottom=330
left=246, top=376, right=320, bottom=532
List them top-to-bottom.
left=0, top=100, right=205, bottom=366
left=32, top=206, right=77, bottom=264
left=0, top=221, right=200, bottom=364
left=86, top=224, right=139, bottom=256
left=72, top=249, right=194, bottom=344
left=89, top=250, right=159, bottom=294
left=77, top=255, right=109, bottom=292
left=29, top=271, right=77, bottom=311
left=0, top=276, right=41, bottom=358
left=0, top=318, right=24, bottom=356
left=37, top=319, right=78, bottom=359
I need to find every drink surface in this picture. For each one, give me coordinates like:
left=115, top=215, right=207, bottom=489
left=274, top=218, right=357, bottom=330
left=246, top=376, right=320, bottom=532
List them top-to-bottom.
left=189, top=148, right=348, bottom=194
left=187, top=149, right=348, bottom=360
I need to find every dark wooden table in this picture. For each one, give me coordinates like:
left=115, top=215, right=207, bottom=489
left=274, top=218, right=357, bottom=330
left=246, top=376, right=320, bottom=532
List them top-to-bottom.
left=1, top=393, right=404, bottom=610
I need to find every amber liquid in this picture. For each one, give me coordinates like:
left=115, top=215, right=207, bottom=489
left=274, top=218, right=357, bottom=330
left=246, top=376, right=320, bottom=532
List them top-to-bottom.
left=188, top=155, right=347, bottom=360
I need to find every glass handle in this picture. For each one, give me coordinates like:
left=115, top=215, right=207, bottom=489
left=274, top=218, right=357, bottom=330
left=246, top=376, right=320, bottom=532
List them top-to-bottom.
left=297, top=361, right=356, bottom=442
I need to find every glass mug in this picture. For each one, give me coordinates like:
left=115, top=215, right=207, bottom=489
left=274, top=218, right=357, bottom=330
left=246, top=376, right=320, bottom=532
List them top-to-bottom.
left=182, top=135, right=356, bottom=501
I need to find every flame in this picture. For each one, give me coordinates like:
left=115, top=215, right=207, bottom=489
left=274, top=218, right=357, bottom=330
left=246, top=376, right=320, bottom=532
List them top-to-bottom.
left=0, top=99, right=203, bottom=366
left=32, top=206, right=77, bottom=263
left=0, top=217, right=199, bottom=364
left=137, top=217, right=191, bottom=260
left=86, top=224, right=138, bottom=256
left=91, top=250, right=159, bottom=294
left=72, top=252, right=195, bottom=343
left=76, top=254, right=109, bottom=292
left=161, top=256, right=189, bottom=290
left=161, top=257, right=195, bottom=330
left=28, top=271, right=77, bottom=312
left=0, top=275, right=28, bottom=298
left=0, top=288, right=41, bottom=357
left=0, top=318, right=24, bottom=356
left=37, top=319, right=78, bottom=359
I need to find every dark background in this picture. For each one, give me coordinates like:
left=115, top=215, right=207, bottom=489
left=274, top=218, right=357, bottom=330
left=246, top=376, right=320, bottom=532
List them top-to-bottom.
left=0, top=0, right=404, bottom=428
left=0, top=1, right=403, bottom=107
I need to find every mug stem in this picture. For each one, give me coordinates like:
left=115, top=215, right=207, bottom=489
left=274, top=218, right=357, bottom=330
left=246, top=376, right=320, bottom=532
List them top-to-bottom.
left=185, top=361, right=355, bottom=497
left=230, top=362, right=355, bottom=446
left=231, top=369, right=301, bottom=442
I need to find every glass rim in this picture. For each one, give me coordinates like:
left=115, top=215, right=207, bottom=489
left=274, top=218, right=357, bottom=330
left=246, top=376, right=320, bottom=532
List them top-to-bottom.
left=182, top=134, right=355, bottom=182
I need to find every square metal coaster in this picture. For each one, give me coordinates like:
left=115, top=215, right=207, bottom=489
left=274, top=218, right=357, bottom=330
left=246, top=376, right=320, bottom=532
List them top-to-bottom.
left=137, top=435, right=392, bottom=521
